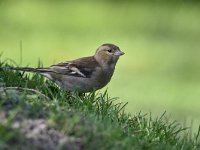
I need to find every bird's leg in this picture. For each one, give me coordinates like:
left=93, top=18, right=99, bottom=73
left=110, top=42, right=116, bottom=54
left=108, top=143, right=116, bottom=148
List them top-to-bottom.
left=66, top=91, right=85, bottom=99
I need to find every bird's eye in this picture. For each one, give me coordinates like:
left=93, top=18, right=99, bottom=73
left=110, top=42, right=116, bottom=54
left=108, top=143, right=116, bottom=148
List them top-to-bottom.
left=108, top=49, right=112, bottom=53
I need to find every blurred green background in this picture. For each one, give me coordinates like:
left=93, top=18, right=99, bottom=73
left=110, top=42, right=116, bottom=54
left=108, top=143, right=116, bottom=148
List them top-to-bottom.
left=0, top=0, right=200, bottom=130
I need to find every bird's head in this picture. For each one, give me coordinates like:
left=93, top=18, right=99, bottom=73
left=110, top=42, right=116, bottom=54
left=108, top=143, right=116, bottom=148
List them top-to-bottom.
left=95, top=43, right=124, bottom=68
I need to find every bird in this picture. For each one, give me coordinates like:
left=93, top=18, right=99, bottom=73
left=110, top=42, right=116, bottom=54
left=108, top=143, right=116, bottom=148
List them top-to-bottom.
left=1, top=43, right=124, bottom=93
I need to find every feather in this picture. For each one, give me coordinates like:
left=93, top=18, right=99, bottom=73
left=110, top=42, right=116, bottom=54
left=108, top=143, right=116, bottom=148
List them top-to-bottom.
left=0, top=43, right=124, bottom=93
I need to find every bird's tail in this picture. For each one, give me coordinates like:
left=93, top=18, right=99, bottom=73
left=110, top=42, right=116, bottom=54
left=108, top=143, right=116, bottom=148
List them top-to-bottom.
left=0, top=67, right=52, bottom=73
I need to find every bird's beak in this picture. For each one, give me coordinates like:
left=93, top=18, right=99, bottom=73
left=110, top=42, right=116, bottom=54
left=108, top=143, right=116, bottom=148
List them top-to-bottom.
left=114, top=50, right=125, bottom=56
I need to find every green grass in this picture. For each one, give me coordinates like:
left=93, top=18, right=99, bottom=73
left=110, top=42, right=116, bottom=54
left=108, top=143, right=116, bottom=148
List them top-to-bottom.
left=1, top=0, right=200, bottom=134
left=0, top=62, right=200, bottom=149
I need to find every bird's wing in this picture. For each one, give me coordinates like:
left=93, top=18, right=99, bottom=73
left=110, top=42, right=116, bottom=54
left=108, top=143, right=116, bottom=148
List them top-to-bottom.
left=48, top=56, right=99, bottom=78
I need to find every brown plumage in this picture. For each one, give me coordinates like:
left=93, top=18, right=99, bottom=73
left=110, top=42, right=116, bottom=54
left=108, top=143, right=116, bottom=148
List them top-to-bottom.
left=1, top=43, right=124, bottom=93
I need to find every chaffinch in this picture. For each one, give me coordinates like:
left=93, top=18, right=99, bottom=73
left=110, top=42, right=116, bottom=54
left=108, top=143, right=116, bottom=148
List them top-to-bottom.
left=3, top=43, right=124, bottom=93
